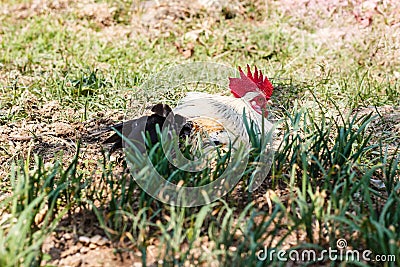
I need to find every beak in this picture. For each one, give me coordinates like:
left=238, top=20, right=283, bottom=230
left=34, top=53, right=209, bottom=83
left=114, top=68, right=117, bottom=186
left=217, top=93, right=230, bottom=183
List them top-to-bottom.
left=261, top=104, right=270, bottom=117
left=253, top=105, right=262, bottom=115
left=253, top=106, right=269, bottom=117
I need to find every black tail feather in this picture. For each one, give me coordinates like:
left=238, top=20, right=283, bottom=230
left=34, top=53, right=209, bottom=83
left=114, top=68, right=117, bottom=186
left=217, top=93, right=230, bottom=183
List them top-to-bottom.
left=90, top=104, right=193, bottom=153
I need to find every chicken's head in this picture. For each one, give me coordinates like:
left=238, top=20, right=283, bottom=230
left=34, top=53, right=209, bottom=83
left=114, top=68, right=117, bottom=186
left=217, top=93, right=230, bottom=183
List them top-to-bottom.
left=229, top=65, right=273, bottom=116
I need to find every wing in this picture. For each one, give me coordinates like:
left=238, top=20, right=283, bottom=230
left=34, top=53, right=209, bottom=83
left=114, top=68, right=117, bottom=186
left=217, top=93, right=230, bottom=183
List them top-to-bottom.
left=99, top=104, right=191, bottom=153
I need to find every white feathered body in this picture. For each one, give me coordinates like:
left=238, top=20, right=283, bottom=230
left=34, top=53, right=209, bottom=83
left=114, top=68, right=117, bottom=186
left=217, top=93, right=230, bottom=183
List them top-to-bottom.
left=173, top=92, right=273, bottom=148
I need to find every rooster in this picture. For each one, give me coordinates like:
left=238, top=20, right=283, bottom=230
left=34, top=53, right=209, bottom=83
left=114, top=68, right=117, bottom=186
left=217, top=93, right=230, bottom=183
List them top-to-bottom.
left=101, top=65, right=274, bottom=153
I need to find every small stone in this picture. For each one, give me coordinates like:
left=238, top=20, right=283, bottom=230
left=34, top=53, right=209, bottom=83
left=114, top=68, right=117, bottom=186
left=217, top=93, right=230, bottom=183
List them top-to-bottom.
left=64, top=233, right=73, bottom=240
left=89, top=235, right=102, bottom=244
left=78, top=236, right=90, bottom=244
left=96, top=237, right=108, bottom=246
left=89, top=243, right=97, bottom=249
left=60, top=246, right=80, bottom=258
left=80, top=246, right=90, bottom=254
left=60, top=251, right=69, bottom=258
left=60, top=256, right=82, bottom=267
left=71, top=258, right=82, bottom=267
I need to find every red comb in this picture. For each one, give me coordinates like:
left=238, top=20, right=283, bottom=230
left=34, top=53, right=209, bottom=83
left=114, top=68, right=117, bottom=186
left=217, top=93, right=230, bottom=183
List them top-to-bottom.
left=229, top=65, right=273, bottom=99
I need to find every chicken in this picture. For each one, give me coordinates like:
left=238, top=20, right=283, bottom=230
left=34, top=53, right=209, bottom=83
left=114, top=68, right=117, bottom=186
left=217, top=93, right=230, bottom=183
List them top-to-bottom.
left=100, top=65, right=274, bottom=154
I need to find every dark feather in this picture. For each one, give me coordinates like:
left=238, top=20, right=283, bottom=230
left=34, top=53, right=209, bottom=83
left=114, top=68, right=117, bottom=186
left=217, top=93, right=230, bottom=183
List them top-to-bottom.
left=101, top=104, right=193, bottom=153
